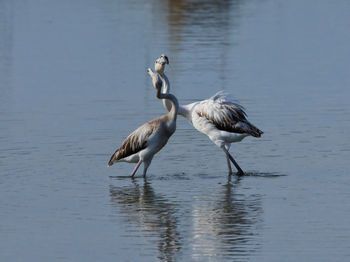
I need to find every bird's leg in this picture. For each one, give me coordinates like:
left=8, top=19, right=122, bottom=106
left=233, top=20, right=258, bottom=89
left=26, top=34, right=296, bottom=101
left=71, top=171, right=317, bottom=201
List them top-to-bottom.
left=224, top=144, right=233, bottom=174
left=221, top=146, right=245, bottom=176
left=226, top=155, right=233, bottom=175
left=142, top=159, right=152, bottom=177
left=130, top=160, right=142, bottom=177
left=143, top=165, right=149, bottom=177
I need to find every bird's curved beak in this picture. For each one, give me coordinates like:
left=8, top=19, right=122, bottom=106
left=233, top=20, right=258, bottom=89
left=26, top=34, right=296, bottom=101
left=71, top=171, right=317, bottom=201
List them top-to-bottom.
left=159, top=54, right=169, bottom=65
left=164, top=55, right=169, bottom=64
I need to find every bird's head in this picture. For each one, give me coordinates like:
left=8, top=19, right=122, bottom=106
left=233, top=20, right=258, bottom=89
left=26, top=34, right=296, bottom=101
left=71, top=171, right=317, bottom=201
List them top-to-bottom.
left=154, top=54, right=169, bottom=74
left=159, top=54, right=169, bottom=64
left=147, top=68, right=162, bottom=90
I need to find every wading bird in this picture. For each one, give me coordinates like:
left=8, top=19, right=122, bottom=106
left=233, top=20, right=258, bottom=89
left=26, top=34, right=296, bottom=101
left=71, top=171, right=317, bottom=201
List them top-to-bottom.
left=154, top=55, right=263, bottom=176
left=108, top=68, right=179, bottom=177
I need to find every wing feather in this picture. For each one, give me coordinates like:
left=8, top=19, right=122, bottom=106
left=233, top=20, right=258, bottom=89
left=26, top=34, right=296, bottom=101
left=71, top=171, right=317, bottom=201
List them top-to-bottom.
left=196, top=91, right=263, bottom=137
left=108, top=120, right=159, bottom=165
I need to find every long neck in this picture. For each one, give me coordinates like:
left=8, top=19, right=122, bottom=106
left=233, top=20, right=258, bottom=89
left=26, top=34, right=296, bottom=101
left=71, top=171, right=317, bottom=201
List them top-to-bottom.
left=159, top=72, right=190, bottom=118
left=159, top=73, right=173, bottom=112
left=156, top=87, right=179, bottom=122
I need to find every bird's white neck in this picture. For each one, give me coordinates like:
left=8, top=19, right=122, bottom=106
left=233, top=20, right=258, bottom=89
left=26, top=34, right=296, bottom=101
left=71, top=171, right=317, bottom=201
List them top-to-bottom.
left=159, top=72, right=192, bottom=121
left=159, top=73, right=172, bottom=112
left=156, top=85, right=179, bottom=123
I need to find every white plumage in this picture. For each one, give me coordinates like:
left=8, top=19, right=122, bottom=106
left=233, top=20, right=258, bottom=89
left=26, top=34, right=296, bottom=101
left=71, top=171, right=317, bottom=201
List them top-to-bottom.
left=155, top=55, right=263, bottom=175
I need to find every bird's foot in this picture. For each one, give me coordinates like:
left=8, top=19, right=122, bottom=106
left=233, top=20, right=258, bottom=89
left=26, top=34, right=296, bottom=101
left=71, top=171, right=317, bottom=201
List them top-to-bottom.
left=236, top=170, right=245, bottom=176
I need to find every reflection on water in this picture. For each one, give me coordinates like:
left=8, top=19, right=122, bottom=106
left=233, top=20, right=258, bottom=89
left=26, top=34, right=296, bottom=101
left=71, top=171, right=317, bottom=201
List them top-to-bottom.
left=1, top=0, right=350, bottom=261
left=152, top=0, right=242, bottom=93
left=160, top=0, right=236, bottom=45
left=244, top=172, right=286, bottom=178
left=110, top=176, right=262, bottom=261
left=191, top=176, right=262, bottom=260
left=110, top=179, right=181, bottom=261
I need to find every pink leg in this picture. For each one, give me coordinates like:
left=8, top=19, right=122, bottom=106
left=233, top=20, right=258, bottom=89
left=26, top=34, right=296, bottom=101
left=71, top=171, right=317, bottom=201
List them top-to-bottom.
left=130, top=160, right=142, bottom=177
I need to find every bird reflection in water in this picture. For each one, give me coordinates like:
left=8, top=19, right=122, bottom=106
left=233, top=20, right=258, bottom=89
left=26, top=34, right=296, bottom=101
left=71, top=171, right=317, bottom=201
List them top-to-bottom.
left=191, top=175, right=263, bottom=259
left=109, top=179, right=181, bottom=262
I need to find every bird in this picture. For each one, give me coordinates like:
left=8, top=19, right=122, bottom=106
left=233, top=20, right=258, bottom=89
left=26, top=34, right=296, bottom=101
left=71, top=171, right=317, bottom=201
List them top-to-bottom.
left=154, top=54, right=263, bottom=176
left=108, top=68, right=179, bottom=177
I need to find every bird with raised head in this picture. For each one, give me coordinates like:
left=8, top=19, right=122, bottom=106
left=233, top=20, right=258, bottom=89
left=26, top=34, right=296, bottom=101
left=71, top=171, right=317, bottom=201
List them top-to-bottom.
left=154, top=54, right=263, bottom=176
left=108, top=68, right=179, bottom=177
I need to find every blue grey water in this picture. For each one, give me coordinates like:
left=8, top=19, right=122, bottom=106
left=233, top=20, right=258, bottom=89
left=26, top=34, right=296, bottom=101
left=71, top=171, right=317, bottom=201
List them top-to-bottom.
left=1, top=0, right=349, bottom=261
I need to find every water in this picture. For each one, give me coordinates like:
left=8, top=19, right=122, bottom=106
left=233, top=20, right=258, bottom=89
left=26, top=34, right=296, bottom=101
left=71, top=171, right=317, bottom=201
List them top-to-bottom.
left=1, top=0, right=350, bottom=261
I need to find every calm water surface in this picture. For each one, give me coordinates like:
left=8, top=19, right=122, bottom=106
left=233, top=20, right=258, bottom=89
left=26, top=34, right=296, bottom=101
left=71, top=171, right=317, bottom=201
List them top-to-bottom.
left=1, top=0, right=350, bottom=261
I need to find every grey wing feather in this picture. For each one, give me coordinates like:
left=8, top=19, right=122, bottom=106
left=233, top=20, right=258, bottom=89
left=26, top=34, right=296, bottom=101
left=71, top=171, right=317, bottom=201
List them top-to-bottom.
left=209, top=90, right=247, bottom=118
left=197, top=91, right=263, bottom=137
left=108, top=121, right=158, bottom=166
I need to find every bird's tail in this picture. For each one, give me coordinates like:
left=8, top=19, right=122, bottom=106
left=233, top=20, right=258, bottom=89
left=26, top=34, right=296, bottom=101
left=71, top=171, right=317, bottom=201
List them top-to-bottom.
left=247, top=123, right=263, bottom=138
left=108, top=151, right=118, bottom=166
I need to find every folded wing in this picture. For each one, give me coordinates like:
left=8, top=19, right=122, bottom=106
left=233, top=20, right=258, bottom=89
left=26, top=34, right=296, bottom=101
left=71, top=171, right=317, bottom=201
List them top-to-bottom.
left=196, top=91, right=263, bottom=137
left=108, top=121, right=158, bottom=166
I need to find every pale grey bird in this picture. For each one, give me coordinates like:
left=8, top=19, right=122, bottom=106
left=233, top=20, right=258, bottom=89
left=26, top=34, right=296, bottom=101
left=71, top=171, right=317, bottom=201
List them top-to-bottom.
left=154, top=54, right=263, bottom=176
left=108, top=68, right=179, bottom=177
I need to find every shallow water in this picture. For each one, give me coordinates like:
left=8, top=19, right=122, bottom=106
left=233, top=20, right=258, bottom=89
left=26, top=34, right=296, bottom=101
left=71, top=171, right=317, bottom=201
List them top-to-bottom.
left=1, top=0, right=350, bottom=261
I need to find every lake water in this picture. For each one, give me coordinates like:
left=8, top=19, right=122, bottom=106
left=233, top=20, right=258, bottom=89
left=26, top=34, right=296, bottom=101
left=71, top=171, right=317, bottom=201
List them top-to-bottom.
left=1, top=0, right=350, bottom=261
